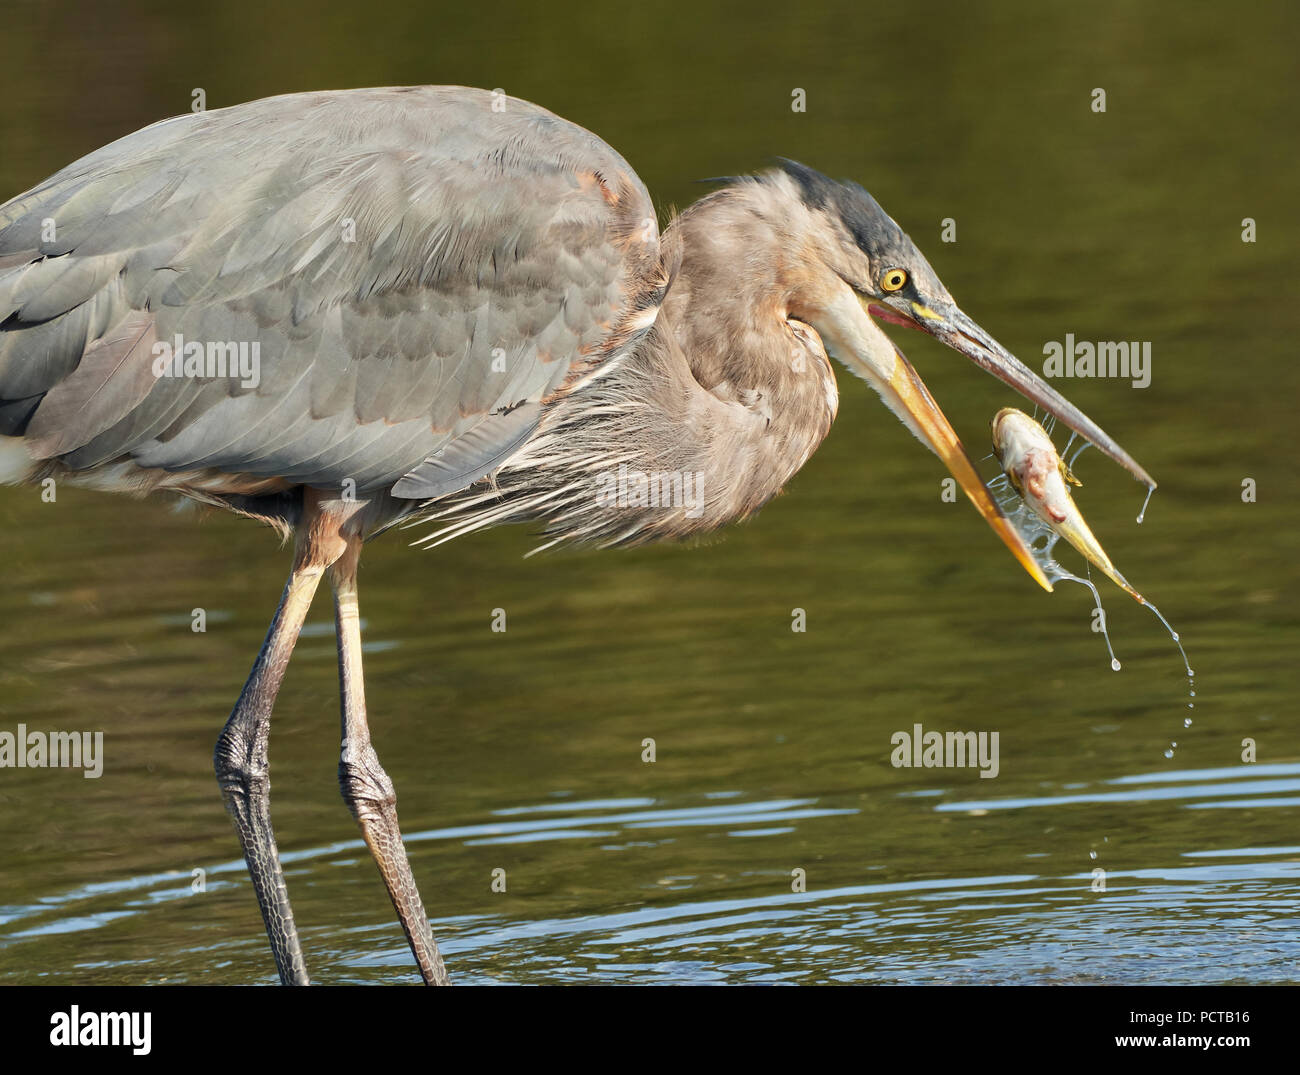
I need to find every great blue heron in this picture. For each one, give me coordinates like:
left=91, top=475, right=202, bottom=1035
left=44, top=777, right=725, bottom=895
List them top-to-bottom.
left=0, top=86, right=1152, bottom=985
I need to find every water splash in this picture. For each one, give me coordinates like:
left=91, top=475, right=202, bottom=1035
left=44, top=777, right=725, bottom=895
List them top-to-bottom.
left=986, top=455, right=1198, bottom=763
left=988, top=471, right=1193, bottom=692
left=987, top=474, right=1120, bottom=670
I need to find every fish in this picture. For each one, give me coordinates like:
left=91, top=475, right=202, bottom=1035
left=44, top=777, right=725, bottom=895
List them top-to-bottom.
left=991, top=407, right=1144, bottom=603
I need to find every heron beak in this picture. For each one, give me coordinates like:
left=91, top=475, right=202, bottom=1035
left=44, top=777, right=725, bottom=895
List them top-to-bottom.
left=816, top=286, right=1052, bottom=590
left=885, top=300, right=1156, bottom=489
left=866, top=338, right=1055, bottom=592
left=1047, top=498, right=1145, bottom=604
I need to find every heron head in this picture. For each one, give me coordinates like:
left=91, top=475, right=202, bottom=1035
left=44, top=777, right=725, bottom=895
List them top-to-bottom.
left=770, top=160, right=1153, bottom=591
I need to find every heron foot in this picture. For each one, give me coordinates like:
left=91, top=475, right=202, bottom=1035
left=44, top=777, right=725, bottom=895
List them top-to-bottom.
left=215, top=718, right=310, bottom=986
left=339, top=740, right=450, bottom=986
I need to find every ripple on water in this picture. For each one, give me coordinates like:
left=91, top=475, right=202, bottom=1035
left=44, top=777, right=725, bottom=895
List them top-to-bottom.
left=3, top=775, right=1298, bottom=984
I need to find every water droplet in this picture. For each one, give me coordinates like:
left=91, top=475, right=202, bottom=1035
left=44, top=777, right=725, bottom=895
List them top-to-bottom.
left=1137, top=484, right=1155, bottom=524
left=1133, top=599, right=1192, bottom=677
left=1110, top=658, right=1121, bottom=671
left=1190, top=691, right=1196, bottom=697
left=1188, top=703, right=1194, bottom=709
left=1184, top=718, right=1192, bottom=727
left=1170, top=741, right=1177, bottom=749
left=1164, top=748, right=1174, bottom=759
left=1089, top=850, right=1097, bottom=860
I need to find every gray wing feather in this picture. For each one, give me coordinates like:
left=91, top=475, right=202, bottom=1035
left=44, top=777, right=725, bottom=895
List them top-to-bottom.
left=0, top=86, right=661, bottom=497
left=390, top=403, right=542, bottom=499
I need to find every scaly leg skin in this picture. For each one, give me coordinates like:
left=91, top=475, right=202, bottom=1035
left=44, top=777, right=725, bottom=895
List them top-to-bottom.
left=212, top=490, right=356, bottom=985
left=331, top=537, right=451, bottom=985
left=213, top=562, right=322, bottom=986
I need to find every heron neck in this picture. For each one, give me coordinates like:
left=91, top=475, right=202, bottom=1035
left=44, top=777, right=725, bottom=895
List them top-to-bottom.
left=415, top=188, right=839, bottom=548
left=517, top=189, right=841, bottom=542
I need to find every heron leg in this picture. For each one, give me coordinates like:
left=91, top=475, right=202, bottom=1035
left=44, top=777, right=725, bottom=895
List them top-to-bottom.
left=213, top=495, right=348, bottom=985
left=330, top=536, right=450, bottom=986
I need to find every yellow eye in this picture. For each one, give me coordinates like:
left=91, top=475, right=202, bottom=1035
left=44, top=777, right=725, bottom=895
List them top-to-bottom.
left=881, top=268, right=908, bottom=292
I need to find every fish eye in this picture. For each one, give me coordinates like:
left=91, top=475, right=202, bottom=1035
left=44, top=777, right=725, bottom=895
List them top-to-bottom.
left=881, top=268, right=908, bottom=292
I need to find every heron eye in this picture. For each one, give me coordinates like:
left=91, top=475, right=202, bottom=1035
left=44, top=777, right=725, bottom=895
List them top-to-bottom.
left=881, top=268, right=908, bottom=292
